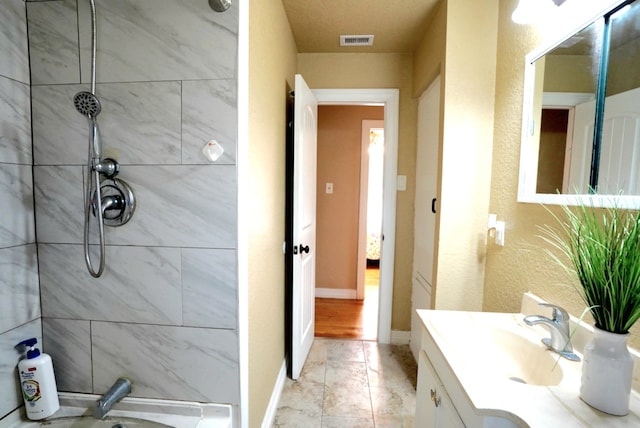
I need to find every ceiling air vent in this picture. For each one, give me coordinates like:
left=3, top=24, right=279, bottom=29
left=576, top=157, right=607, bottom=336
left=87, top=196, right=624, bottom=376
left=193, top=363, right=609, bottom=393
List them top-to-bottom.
left=340, top=35, right=374, bottom=47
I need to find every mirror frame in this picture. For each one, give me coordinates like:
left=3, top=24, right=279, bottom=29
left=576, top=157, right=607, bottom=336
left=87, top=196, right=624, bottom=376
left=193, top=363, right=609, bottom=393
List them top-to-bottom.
left=516, top=0, right=640, bottom=209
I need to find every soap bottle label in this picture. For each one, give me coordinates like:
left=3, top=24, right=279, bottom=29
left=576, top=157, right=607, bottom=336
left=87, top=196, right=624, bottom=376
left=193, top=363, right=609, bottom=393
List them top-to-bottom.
left=21, top=371, right=42, bottom=402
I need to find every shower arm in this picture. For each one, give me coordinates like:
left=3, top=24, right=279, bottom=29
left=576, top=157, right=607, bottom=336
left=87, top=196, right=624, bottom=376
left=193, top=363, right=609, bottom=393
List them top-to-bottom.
left=90, top=0, right=96, bottom=95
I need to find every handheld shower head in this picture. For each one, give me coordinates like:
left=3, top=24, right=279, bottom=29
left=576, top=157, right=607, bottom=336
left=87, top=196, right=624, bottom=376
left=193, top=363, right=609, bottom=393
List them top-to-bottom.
left=209, top=0, right=231, bottom=12
left=74, top=91, right=101, bottom=118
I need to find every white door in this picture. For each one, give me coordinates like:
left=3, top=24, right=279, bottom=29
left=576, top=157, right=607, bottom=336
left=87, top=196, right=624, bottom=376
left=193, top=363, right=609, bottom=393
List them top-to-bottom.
left=291, top=74, right=318, bottom=380
left=411, top=76, right=440, bottom=360
left=568, top=86, right=640, bottom=194
left=598, top=87, right=640, bottom=195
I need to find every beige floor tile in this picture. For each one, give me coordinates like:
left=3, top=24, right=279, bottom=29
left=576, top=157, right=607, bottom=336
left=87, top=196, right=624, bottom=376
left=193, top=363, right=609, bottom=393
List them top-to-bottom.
left=308, top=338, right=329, bottom=363
left=326, top=339, right=366, bottom=362
left=274, top=340, right=418, bottom=426
left=364, top=343, right=417, bottom=388
left=325, top=360, right=368, bottom=387
left=277, top=378, right=324, bottom=416
left=323, top=383, right=373, bottom=418
left=370, top=383, right=417, bottom=417
left=273, top=411, right=322, bottom=427
left=374, top=414, right=415, bottom=428
left=321, top=416, right=375, bottom=427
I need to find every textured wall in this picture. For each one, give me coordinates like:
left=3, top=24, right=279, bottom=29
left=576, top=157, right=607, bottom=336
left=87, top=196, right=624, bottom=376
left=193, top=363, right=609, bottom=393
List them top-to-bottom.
left=0, top=0, right=41, bottom=420
left=28, top=0, right=240, bottom=405
left=246, top=0, right=298, bottom=425
left=431, top=0, right=498, bottom=311
left=316, top=105, right=384, bottom=292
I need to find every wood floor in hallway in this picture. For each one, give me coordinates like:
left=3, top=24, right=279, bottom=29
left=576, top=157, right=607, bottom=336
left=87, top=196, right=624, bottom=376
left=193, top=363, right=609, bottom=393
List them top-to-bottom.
left=314, top=267, right=379, bottom=341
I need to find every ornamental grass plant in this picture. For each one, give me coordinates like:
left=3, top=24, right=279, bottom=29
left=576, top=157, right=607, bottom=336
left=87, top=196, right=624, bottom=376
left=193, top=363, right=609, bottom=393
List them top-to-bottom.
left=541, top=203, right=640, bottom=334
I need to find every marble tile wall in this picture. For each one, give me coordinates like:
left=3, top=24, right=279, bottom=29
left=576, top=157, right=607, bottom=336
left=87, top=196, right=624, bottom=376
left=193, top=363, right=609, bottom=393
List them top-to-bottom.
left=0, top=0, right=41, bottom=420
left=28, top=0, right=240, bottom=406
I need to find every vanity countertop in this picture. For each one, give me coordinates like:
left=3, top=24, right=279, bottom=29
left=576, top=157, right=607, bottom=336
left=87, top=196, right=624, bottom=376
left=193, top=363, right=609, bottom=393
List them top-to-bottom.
left=417, top=309, right=640, bottom=427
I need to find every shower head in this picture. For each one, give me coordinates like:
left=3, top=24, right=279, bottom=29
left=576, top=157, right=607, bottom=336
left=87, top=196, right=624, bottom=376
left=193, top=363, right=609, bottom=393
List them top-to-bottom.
left=208, top=0, right=231, bottom=12
left=73, top=91, right=101, bottom=118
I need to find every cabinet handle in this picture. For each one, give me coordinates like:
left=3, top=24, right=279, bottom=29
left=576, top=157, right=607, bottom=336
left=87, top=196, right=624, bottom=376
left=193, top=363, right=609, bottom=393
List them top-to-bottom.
left=431, top=198, right=437, bottom=213
left=430, top=389, right=441, bottom=407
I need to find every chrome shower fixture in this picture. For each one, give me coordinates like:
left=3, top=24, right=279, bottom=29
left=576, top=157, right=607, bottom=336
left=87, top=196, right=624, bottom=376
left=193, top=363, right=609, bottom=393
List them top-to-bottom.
left=75, top=0, right=135, bottom=278
left=209, top=0, right=231, bottom=12
left=73, top=91, right=101, bottom=118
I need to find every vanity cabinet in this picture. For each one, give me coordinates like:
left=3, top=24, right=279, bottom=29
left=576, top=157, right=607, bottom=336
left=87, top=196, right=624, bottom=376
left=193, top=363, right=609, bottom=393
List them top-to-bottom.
left=416, top=350, right=465, bottom=428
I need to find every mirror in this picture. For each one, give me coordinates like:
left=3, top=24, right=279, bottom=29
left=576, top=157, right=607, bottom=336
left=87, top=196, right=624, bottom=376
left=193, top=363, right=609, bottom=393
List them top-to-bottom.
left=518, top=0, right=640, bottom=208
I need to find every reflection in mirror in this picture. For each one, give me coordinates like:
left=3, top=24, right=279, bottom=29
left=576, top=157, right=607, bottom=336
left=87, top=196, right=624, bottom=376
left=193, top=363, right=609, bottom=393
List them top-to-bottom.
left=519, top=0, right=640, bottom=208
left=599, top=0, right=640, bottom=194
left=535, top=19, right=602, bottom=194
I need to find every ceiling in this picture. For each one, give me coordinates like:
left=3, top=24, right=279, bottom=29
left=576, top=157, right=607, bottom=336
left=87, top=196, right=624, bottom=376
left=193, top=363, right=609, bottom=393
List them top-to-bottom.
left=281, top=0, right=442, bottom=53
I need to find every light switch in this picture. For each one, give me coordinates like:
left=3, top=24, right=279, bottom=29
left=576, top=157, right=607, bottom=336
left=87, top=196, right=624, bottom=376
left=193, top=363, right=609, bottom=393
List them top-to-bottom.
left=397, top=175, right=407, bottom=191
left=325, top=182, right=333, bottom=194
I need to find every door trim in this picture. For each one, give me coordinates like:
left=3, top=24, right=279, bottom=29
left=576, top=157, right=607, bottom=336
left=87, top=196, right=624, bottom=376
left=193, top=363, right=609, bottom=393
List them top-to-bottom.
left=313, top=88, right=399, bottom=344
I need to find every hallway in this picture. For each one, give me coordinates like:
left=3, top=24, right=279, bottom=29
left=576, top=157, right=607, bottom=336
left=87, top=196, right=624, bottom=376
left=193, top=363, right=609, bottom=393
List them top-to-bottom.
left=314, top=268, right=379, bottom=340
left=273, top=338, right=417, bottom=427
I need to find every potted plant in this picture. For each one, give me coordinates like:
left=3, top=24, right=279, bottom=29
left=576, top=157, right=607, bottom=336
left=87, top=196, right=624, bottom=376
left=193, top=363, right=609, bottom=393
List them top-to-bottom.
left=542, top=202, right=640, bottom=416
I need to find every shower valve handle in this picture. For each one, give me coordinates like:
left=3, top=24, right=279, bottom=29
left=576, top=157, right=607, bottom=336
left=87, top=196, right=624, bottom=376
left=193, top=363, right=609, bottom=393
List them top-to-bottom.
left=94, top=157, right=120, bottom=178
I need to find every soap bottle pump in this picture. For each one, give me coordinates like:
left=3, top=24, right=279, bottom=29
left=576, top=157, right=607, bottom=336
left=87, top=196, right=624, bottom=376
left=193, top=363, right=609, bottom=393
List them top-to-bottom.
left=15, top=338, right=60, bottom=420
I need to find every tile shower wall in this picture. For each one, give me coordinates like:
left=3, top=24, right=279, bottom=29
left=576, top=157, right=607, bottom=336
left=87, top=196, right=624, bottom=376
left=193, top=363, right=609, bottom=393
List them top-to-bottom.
left=0, top=0, right=42, bottom=420
left=28, top=0, right=240, bottom=406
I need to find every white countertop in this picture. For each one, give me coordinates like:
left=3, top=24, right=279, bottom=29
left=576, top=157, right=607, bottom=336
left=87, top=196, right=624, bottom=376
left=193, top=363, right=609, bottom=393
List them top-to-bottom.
left=417, top=309, right=640, bottom=427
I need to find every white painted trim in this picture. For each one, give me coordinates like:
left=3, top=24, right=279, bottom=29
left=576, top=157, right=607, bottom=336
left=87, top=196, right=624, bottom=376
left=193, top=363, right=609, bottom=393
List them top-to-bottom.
left=236, top=0, right=249, bottom=427
left=313, top=88, right=399, bottom=344
left=542, top=92, right=594, bottom=107
left=315, top=287, right=357, bottom=299
left=390, top=330, right=411, bottom=345
left=261, top=360, right=287, bottom=428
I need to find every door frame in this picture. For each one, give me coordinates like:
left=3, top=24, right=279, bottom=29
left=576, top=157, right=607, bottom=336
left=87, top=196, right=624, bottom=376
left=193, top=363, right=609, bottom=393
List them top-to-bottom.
left=313, top=88, right=399, bottom=344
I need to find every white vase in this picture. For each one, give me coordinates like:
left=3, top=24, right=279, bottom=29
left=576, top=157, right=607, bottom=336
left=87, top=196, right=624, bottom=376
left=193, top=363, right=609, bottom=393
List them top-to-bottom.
left=580, top=326, right=634, bottom=416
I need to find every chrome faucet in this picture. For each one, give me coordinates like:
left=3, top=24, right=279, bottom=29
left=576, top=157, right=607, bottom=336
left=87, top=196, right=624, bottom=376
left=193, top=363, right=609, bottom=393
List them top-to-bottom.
left=524, top=303, right=580, bottom=362
left=93, top=377, right=132, bottom=419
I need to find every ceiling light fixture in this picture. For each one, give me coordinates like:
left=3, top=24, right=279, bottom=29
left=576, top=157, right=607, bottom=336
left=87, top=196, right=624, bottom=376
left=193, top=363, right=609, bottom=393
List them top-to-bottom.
left=512, top=0, right=567, bottom=24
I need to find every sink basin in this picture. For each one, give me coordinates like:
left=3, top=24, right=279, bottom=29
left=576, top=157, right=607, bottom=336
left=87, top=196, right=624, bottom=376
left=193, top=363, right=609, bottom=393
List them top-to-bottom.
left=422, top=311, right=566, bottom=387
left=478, top=327, right=563, bottom=386
left=40, top=417, right=173, bottom=428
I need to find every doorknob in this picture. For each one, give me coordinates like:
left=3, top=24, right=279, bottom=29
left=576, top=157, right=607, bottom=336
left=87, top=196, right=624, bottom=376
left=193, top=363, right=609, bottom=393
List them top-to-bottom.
left=299, top=244, right=310, bottom=254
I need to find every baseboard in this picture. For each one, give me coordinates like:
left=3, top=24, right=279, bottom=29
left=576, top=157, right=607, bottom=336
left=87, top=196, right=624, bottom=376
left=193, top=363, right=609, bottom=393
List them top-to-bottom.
left=315, top=287, right=356, bottom=299
left=390, top=330, right=411, bottom=345
left=261, top=359, right=287, bottom=428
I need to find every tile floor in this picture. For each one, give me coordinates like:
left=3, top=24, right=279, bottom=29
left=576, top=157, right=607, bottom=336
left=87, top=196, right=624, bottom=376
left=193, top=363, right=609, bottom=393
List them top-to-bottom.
left=273, top=338, right=418, bottom=427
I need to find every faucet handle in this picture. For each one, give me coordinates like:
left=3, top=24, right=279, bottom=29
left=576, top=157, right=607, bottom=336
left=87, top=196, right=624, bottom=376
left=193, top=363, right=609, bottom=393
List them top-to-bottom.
left=538, top=303, right=569, bottom=322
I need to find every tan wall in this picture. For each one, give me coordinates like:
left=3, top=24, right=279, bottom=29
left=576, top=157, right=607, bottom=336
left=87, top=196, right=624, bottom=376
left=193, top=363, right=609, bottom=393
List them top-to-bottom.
left=247, top=0, right=298, bottom=425
left=412, top=0, right=499, bottom=311
left=413, top=0, right=446, bottom=97
left=435, top=0, right=499, bottom=310
left=485, top=0, right=640, bottom=348
left=298, top=53, right=417, bottom=331
left=543, top=55, right=597, bottom=93
left=316, top=105, right=384, bottom=291
left=537, top=109, right=568, bottom=194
